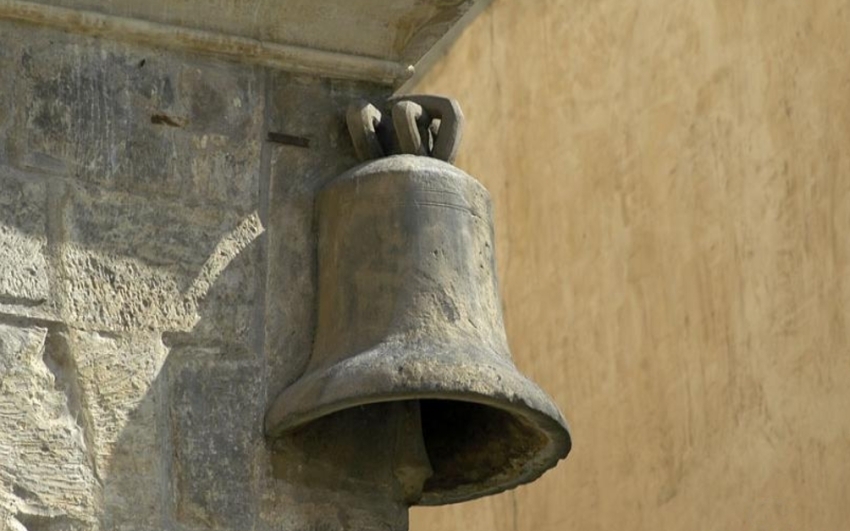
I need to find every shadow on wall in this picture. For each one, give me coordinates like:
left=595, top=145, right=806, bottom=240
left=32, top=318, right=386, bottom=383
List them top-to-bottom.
left=1, top=205, right=266, bottom=530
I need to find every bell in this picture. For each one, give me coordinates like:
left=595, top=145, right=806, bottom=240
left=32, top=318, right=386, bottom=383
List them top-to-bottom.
left=265, top=96, right=571, bottom=505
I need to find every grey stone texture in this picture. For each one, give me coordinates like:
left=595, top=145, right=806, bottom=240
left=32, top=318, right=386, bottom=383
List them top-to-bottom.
left=0, top=19, right=400, bottom=531
left=7, top=34, right=263, bottom=211
left=0, top=171, right=50, bottom=310
left=61, top=182, right=262, bottom=344
left=168, top=357, right=260, bottom=529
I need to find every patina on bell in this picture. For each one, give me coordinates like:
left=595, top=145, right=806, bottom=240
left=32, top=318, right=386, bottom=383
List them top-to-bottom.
left=265, top=97, right=571, bottom=505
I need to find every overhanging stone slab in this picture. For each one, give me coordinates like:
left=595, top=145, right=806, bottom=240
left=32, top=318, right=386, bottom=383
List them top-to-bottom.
left=0, top=0, right=492, bottom=85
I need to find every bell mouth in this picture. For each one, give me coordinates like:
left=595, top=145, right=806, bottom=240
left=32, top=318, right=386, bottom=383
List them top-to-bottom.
left=265, top=343, right=571, bottom=505
left=272, top=397, right=556, bottom=504
left=418, top=399, right=550, bottom=496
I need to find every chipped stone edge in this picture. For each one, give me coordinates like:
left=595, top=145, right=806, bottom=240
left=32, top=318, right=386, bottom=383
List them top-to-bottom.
left=0, top=0, right=414, bottom=85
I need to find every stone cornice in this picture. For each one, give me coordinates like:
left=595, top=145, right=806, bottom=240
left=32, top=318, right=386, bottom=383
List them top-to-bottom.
left=0, top=0, right=490, bottom=86
left=0, top=0, right=410, bottom=84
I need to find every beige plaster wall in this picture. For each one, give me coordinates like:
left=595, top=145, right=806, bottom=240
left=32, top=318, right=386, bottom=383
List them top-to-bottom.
left=410, top=1, right=850, bottom=529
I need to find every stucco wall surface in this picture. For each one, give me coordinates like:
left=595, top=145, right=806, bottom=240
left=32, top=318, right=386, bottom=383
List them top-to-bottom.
left=410, top=1, right=850, bottom=530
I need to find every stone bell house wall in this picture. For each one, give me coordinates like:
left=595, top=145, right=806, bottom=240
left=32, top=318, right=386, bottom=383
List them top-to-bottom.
left=0, top=16, right=408, bottom=530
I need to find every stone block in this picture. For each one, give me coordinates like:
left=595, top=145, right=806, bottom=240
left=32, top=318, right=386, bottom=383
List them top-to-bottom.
left=4, top=23, right=262, bottom=211
left=0, top=36, right=16, bottom=150
left=263, top=73, right=387, bottom=394
left=0, top=170, right=51, bottom=314
left=61, top=183, right=262, bottom=346
left=0, top=323, right=97, bottom=527
left=68, top=329, right=166, bottom=529
left=168, top=357, right=261, bottom=529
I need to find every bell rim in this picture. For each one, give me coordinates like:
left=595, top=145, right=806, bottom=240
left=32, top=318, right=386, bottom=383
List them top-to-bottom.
left=265, top=342, right=572, bottom=505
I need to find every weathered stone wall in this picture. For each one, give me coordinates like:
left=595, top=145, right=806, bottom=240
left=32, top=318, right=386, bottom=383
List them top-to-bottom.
left=410, top=0, right=850, bottom=530
left=0, top=20, right=399, bottom=531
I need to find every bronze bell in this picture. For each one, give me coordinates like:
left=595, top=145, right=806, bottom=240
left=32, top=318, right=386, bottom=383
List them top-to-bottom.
left=265, top=96, right=571, bottom=505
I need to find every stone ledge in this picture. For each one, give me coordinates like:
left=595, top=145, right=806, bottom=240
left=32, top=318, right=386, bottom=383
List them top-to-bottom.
left=0, top=0, right=489, bottom=85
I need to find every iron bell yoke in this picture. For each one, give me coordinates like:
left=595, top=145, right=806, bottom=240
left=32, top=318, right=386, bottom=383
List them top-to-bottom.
left=265, top=95, right=572, bottom=505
